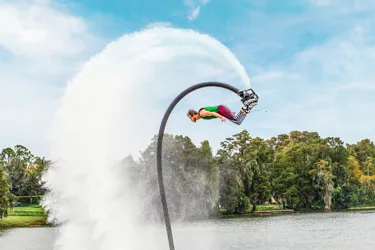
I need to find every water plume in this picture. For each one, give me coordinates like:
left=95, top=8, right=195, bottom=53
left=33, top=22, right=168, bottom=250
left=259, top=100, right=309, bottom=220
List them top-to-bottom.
left=42, top=26, right=250, bottom=250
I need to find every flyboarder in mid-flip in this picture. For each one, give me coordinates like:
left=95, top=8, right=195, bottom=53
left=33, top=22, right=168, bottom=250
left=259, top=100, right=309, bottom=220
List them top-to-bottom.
left=187, top=88, right=259, bottom=125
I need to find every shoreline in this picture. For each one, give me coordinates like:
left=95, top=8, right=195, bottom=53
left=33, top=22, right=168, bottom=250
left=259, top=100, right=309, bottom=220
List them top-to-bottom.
left=1, top=206, right=375, bottom=230
left=216, top=206, right=375, bottom=218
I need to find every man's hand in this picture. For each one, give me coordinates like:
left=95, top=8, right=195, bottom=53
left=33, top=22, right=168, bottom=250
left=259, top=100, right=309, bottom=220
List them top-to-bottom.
left=221, top=117, right=226, bottom=122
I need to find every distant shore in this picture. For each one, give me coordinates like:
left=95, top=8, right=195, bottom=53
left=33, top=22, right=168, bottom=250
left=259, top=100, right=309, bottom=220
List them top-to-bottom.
left=1, top=205, right=375, bottom=230
left=217, top=205, right=375, bottom=218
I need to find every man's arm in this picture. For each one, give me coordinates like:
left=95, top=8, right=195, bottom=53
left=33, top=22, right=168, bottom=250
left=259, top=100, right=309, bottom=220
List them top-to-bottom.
left=199, top=109, right=226, bottom=121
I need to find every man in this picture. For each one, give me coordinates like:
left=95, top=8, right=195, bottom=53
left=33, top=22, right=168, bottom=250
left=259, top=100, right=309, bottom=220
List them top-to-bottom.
left=187, top=88, right=258, bottom=125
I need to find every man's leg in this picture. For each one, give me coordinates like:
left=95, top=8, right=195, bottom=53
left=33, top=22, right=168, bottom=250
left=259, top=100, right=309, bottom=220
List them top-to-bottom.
left=217, top=105, right=235, bottom=119
left=218, top=105, right=247, bottom=125
left=229, top=108, right=247, bottom=125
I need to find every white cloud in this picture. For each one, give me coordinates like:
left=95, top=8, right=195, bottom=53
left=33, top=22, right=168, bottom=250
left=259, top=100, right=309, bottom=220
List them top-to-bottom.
left=0, top=0, right=104, bottom=156
left=184, top=0, right=210, bottom=21
left=222, top=1, right=375, bottom=145
left=0, top=2, right=85, bottom=57
left=188, top=6, right=201, bottom=21
left=249, top=21, right=375, bottom=144
left=146, top=22, right=172, bottom=29
left=290, top=25, right=375, bottom=89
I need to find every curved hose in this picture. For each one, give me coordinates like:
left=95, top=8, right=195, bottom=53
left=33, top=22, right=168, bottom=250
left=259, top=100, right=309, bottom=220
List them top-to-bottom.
left=156, top=81, right=240, bottom=250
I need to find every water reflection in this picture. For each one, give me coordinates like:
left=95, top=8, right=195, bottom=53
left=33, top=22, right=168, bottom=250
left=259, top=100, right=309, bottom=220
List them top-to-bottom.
left=0, top=211, right=374, bottom=250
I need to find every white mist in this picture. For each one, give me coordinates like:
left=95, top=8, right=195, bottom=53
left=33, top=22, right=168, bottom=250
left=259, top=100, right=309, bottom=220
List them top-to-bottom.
left=42, top=27, right=250, bottom=250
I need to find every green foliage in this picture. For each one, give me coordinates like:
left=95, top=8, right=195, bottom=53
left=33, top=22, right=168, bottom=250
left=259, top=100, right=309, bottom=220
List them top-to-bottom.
left=3, top=130, right=375, bottom=219
left=131, top=130, right=375, bottom=217
left=215, top=130, right=375, bottom=213
left=128, top=134, right=221, bottom=221
left=0, top=145, right=50, bottom=219
left=0, top=145, right=50, bottom=200
left=0, top=164, right=10, bottom=219
left=332, top=186, right=364, bottom=209
left=230, top=193, right=250, bottom=214
left=16, top=196, right=43, bottom=205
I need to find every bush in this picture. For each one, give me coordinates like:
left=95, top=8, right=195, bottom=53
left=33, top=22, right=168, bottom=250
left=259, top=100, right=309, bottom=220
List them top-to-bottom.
left=332, top=186, right=369, bottom=209
left=232, top=194, right=250, bottom=214
left=16, top=196, right=42, bottom=206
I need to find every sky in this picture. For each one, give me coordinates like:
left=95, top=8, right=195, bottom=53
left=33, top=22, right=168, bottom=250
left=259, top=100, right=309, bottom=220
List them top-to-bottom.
left=1, top=0, right=375, bottom=157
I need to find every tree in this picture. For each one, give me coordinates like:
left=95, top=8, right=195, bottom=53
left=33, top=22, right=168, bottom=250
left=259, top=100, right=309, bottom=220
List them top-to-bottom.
left=217, top=130, right=253, bottom=213
left=217, top=130, right=272, bottom=212
left=138, top=134, right=219, bottom=221
left=247, top=137, right=272, bottom=211
left=323, top=137, right=349, bottom=188
left=348, top=139, right=375, bottom=175
left=198, top=140, right=220, bottom=215
left=0, top=145, right=36, bottom=196
left=271, top=151, right=299, bottom=209
left=217, top=152, right=247, bottom=214
left=347, top=156, right=362, bottom=186
left=309, top=160, right=335, bottom=211
left=0, top=164, right=10, bottom=219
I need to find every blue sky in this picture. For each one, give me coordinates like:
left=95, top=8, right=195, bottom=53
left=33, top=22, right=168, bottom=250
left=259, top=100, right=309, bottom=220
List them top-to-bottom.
left=1, top=0, right=375, bottom=157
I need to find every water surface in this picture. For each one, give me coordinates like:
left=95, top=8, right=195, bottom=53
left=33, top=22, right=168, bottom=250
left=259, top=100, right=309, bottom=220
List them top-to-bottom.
left=1, top=211, right=374, bottom=250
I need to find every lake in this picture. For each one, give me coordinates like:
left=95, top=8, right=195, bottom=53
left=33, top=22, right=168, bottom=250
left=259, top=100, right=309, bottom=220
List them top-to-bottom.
left=1, top=211, right=374, bottom=250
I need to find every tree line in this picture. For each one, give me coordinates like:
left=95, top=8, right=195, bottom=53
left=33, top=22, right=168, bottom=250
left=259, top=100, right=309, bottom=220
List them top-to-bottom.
left=1, top=129, right=374, bottom=220
left=124, top=130, right=375, bottom=221
left=0, top=145, right=50, bottom=218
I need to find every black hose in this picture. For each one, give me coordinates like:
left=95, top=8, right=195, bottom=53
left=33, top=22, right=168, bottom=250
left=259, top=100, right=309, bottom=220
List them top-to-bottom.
left=156, top=81, right=240, bottom=250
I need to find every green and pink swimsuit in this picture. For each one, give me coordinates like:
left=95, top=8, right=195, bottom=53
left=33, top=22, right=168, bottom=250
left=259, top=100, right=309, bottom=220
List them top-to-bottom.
left=198, top=105, right=246, bottom=125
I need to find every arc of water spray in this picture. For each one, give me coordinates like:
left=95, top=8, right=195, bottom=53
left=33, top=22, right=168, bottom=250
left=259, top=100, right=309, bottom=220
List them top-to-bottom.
left=157, top=81, right=240, bottom=250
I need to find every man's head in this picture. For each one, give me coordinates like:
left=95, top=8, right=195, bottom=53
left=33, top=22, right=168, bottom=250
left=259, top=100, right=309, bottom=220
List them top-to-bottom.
left=187, top=109, right=200, bottom=123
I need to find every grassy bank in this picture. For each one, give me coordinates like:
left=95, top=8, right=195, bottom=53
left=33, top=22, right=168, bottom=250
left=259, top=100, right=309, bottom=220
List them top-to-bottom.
left=218, top=204, right=290, bottom=216
left=219, top=204, right=375, bottom=217
left=0, top=205, right=50, bottom=229
left=251, top=205, right=284, bottom=211
left=347, top=206, right=375, bottom=211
